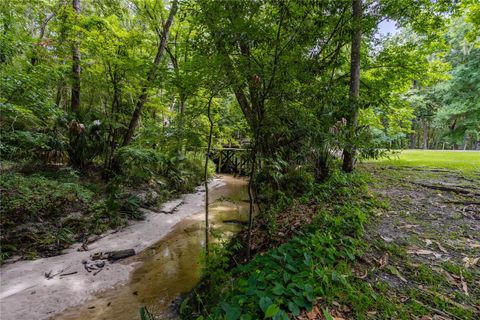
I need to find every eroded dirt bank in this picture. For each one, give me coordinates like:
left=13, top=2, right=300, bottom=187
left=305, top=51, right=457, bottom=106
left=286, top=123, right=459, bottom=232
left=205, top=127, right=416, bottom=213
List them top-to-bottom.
left=0, top=175, right=247, bottom=320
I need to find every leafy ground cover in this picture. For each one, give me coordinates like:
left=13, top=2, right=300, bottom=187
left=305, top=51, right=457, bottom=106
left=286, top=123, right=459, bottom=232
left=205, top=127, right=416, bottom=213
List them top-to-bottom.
left=367, top=150, right=480, bottom=173
left=183, top=163, right=480, bottom=320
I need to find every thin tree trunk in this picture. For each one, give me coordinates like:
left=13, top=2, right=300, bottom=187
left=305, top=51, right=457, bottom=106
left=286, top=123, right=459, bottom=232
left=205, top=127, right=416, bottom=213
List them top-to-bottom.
left=71, top=0, right=81, bottom=115
left=122, top=0, right=178, bottom=146
left=342, top=0, right=362, bottom=172
left=31, top=12, right=55, bottom=66
left=55, top=78, right=68, bottom=109
left=104, top=78, right=121, bottom=176
left=204, top=95, right=214, bottom=257
left=409, top=120, right=417, bottom=149
left=423, top=121, right=428, bottom=150
left=246, top=128, right=259, bottom=260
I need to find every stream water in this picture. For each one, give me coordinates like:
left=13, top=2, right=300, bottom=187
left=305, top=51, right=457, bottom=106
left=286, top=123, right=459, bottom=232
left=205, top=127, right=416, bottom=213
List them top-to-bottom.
left=57, top=175, right=249, bottom=320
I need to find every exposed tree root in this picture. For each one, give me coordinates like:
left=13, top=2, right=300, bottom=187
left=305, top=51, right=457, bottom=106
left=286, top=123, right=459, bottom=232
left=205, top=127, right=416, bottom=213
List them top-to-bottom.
left=411, top=182, right=480, bottom=196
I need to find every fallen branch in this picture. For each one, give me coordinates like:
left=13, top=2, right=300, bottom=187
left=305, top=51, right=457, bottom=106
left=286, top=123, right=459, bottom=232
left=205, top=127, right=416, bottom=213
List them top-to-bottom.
left=45, top=269, right=63, bottom=280
left=59, top=271, right=78, bottom=277
left=418, top=286, right=478, bottom=313
left=412, top=299, right=463, bottom=320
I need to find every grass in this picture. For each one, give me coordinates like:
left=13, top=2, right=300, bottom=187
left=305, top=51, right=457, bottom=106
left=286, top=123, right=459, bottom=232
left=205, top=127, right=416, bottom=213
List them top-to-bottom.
left=367, top=149, right=480, bottom=172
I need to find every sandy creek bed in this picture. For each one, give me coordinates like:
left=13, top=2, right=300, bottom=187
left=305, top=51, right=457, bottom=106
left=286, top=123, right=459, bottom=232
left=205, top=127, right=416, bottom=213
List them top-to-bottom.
left=0, top=175, right=248, bottom=320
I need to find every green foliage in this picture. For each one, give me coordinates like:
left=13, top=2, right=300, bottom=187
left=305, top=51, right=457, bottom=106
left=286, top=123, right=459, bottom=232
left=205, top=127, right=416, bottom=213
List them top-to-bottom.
left=405, top=12, right=480, bottom=149
left=0, top=130, right=63, bottom=161
left=116, top=147, right=214, bottom=193
left=184, top=171, right=384, bottom=319
left=0, top=172, right=93, bottom=258
left=204, top=231, right=357, bottom=320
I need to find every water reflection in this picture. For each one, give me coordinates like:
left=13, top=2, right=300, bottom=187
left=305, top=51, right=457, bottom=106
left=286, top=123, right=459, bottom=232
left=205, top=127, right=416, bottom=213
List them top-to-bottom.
left=57, top=175, right=248, bottom=320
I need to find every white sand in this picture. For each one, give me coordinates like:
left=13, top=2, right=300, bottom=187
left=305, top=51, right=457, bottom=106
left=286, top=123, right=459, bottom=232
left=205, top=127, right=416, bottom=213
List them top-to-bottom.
left=0, top=178, right=224, bottom=320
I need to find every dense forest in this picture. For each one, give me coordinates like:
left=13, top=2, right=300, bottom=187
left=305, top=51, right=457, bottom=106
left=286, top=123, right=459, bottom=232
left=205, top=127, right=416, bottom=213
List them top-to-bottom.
left=1, top=0, right=479, bottom=320
left=2, top=0, right=479, bottom=172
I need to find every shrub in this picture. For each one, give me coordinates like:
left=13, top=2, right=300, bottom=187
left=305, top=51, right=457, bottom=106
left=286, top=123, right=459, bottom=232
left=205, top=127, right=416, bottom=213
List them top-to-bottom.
left=0, top=130, right=68, bottom=162
left=257, top=165, right=315, bottom=203
left=279, top=166, right=315, bottom=198
left=187, top=231, right=359, bottom=320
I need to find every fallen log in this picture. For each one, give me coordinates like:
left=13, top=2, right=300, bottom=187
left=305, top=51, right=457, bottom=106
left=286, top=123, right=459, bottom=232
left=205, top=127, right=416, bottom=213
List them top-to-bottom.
left=159, top=199, right=184, bottom=214
left=442, top=200, right=480, bottom=206
left=222, top=219, right=248, bottom=225
left=107, top=249, right=136, bottom=261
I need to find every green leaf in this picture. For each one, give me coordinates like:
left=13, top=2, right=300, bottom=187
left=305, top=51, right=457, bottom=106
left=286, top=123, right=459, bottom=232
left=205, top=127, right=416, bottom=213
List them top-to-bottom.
left=272, top=283, right=285, bottom=295
left=293, top=296, right=307, bottom=308
left=259, top=297, right=273, bottom=312
left=287, top=301, right=300, bottom=316
left=220, top=302, right=241, bottom=320
left=264, top=304, right=280, bottom=318
left=139, top=306, right=150, bottom=320
left=322, top=308, right=334, bottom=320
left=273, top=310, right=289, bottom=320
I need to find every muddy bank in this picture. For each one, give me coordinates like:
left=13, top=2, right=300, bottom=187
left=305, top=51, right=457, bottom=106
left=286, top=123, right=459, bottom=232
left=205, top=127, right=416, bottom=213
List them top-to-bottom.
left=0, top=176, right=246, bottom=320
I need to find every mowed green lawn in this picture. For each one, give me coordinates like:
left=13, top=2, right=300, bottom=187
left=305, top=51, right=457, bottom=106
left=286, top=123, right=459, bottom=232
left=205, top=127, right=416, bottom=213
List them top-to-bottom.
left=368, top=149, right=480, bottom=172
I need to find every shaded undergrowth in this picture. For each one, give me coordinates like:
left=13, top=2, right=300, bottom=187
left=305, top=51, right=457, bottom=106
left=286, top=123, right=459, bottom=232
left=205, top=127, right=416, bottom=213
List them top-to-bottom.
left=0, top=152, right=214, bottom=262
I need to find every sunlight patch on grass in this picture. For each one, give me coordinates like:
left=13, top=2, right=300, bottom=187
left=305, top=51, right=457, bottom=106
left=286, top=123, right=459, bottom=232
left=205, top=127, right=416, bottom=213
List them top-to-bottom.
left=368, top=150, right=480, bottom=172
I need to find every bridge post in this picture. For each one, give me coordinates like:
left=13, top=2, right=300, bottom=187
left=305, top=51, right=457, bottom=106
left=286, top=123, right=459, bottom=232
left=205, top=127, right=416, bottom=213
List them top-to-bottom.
left=218, top=151, right=222, bottom=173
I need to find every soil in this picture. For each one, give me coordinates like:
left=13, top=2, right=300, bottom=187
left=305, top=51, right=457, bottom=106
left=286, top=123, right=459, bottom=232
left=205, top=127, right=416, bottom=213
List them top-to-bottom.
left=360, top=164, right=480, bottom=318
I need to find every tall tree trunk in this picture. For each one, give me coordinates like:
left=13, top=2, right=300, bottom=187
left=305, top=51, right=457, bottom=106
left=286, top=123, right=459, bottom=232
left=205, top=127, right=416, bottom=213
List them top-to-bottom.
left=71, top=0, right=81, bottom=115
left=122, top=0, right=178, bottom=146
left=342, top=0, right=362, bottom=172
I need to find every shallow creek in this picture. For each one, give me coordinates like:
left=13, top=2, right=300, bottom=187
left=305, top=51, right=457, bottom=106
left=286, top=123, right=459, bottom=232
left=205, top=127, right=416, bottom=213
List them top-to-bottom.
left=56, top=175, right=249, bottom=320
